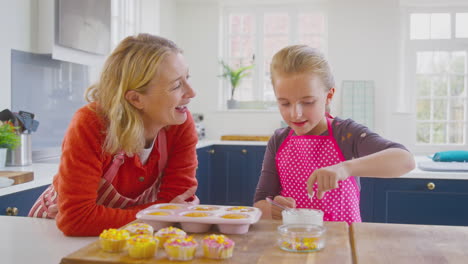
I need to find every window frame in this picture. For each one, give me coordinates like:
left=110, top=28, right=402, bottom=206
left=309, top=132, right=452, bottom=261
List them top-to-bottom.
left=220, top=1, right=328, bottom=111
left=401, top=6, right=468, bottom=153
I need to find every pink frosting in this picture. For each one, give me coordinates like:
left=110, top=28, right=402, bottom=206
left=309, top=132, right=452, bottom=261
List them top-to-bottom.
left=202, top=235, right=234, bottom=248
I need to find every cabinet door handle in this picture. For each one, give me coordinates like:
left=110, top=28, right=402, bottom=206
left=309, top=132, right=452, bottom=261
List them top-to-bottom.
left=207, top=149, right=215, bottom=154
left=241, top=149, right=247, bottom=154
left=427, top=182, right=436, bottom=191
left=6, top=207, right=19, bottom=216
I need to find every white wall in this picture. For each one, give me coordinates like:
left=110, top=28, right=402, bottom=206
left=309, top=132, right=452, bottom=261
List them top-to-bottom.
left=0, top=0, right=35, bottom=110
left=170, top=0, right=409, bottom=144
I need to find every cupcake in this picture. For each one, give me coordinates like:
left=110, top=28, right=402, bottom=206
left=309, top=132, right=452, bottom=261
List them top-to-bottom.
left=159, top=205, right=181, bottom=210
left=193, top=206, right=218, bottom=211
left=227, top=206, right=255, bottom=212
left=147, top=211, right=171, bottom=216
left=184, top=212, right=210, bottom=217
left=221, top=213, right=248, bottom=219
left=124, top=223, right=154, bottom=236
left=154, top=226, right=186, bottom=247
left=99, top=228, right=130, bottom=253
left=127, top=234, right=158, bottom=259
left=202, top=234, right=235, bottom=259
left=164, top=236, right=198, bottom=261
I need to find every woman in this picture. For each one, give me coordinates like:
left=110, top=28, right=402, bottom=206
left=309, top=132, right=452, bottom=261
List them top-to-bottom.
left=29, top=34, right=199, bottom=236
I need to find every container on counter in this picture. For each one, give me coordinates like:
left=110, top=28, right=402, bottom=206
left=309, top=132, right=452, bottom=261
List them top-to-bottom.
left=136, top=203, right=262, bottom=234
left=282, top=208, right=324, bottom=226
left=277, top=224, right=326, bottom=253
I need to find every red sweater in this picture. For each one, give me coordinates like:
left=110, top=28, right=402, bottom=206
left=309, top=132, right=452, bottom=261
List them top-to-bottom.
left=54, top=103, right=198, bottom=236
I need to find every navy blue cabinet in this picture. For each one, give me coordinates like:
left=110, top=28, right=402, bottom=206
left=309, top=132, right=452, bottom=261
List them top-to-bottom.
left=195, top=145, right=266, bottom=206
left=195, top=146, right=213, bottom=203
left=360, top=177, right=468, bottom=226
left=0, top=184, right=49, bottom=216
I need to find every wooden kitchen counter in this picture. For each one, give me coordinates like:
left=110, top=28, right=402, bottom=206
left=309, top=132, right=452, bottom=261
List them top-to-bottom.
left=61, top=220, right=352, bottom=264
left=351, top=222, right=468, bottom=264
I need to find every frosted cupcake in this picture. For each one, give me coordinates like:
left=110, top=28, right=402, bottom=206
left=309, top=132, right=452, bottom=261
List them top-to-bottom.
left=124, top=223, right=154, bottom=236
left=154, top=226, right=186, bottom=247
left=99, top=228, right=130, bottom=253
left=127, top=234, right=158, bottom=259
left=202, top=234, right=235, bottom=259
left=164, top=236, right=198, bottom=261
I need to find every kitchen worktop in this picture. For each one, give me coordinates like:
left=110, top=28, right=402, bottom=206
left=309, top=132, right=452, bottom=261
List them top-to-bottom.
left=0, top=140, right=466, bottom=197
left=0, top=216, right=95, bottom=264
left=2, top=216, right=468, bottom=264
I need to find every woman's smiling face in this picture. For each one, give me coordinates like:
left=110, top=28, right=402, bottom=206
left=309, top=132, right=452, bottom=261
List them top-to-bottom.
left=139, top=52, right=196, bottom=129
left=274, top=73, right=333, bottom=136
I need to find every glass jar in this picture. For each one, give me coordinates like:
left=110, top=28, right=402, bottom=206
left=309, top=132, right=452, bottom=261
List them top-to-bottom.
left=282, top=209, right=324, bottom=226
left=277, top=224, right=326, bottom=253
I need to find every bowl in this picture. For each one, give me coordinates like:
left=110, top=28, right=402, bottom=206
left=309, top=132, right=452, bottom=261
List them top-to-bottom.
left=282, top=209, right=324, bottom=226
left=277, top=224, right=326, bottom=252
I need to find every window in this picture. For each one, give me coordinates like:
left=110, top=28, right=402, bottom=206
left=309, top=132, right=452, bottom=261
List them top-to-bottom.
left=111, top=0, right=141, bottom=49
left=221, top=3, right=327, bottom=110
left=406, top=9, right=468, bottom=147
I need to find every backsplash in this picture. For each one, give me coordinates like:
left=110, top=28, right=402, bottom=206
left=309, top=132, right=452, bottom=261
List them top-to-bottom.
left=11, top=50, right=89, bottom=151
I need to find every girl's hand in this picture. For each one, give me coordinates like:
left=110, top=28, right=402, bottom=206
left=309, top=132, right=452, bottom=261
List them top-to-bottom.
left=306, top=163, right=350, bottom=199
left=170, top=186, right=200, bottom=205
left=271, top=196, right=296, bottom=220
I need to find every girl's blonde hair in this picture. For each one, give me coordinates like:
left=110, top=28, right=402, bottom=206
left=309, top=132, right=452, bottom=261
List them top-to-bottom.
left=85, top=33, right=182, bottom=155
left=270, top=45, right=335, bottom=91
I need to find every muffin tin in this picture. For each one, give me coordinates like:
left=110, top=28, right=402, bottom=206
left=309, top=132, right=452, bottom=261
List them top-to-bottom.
left=136, top=203, right=262, bottom=234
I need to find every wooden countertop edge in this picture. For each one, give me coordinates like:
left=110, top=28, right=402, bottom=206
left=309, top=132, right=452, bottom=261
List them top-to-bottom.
left=350, top=223, right=358, bottom=264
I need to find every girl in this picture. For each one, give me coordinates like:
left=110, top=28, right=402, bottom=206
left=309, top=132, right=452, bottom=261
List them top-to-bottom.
left=29, top=34, right=199, bottom=236
left=254, top=45, right=415, bottom=223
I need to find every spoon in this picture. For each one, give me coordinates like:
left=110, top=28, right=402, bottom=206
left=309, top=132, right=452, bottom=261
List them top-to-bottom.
left=266, top=196, right=297, bottom=214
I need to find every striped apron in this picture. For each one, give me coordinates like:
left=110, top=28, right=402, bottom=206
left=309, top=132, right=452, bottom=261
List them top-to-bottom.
left=28, top=130, right=167, bottom=218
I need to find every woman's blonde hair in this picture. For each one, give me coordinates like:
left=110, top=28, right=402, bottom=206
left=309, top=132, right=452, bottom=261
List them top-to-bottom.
left=85, top=33, right=182, bottom=155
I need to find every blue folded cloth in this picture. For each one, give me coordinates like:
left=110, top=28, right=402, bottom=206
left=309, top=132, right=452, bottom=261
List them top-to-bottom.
left=432, top=151, right=468, bottom=162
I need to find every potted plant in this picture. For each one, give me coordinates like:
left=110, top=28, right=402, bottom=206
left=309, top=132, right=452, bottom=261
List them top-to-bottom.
left=219, top=60, right=254, bottom=109
left=0, top=121, right=20, bottom=167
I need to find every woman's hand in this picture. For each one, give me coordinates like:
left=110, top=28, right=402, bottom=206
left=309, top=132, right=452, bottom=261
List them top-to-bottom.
left=306, top=162, right=350, bottom=199
left=170, top=186, right=200, bottom=205
left=271, top=196, right=296, bottom=220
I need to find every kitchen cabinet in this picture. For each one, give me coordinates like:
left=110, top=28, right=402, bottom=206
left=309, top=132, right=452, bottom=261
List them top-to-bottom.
left=195, top=145, right=266, bottom=206
left=211, top=145, right=266, bottom=206
left=195, top=146, right=213, bottom=203
left=360, top=177, right=468, bottom=226
left=0, top=184, right=49, bottom=216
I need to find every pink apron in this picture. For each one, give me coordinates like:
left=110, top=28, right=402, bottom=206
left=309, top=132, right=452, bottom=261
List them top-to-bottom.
left=276, top=118, right=361, bottom=224
left=28, top=130, right=167, bottom=218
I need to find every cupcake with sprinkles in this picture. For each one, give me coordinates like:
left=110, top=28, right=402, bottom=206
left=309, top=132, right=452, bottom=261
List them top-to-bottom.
left=124, top=223, right=154, bottom=236
left=154, top=226, right=186, bottom=247
left=99, top=228, right=130, bottom=253
left=127, top=234, right=158, bottom=259
left=202, top=234, right=235, bottom=259
left=164, top=236, right=198, bottom=261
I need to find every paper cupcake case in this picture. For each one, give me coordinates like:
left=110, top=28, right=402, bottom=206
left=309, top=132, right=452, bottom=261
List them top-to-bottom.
left=136, top=203, right=262, bottom=234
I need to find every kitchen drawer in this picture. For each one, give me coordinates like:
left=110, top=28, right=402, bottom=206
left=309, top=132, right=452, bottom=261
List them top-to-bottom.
left=361, top=178, right=468, bottom=226
left=0, top=185, right=49, bottom=216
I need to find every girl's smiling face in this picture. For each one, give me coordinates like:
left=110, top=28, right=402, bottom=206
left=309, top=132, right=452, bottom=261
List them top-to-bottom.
left=274, top=73, right=334, bottom=136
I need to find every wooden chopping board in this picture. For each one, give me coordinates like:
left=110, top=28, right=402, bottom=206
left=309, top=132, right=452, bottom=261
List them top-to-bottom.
left=0, top=171, right=34, bottom=185
left=61, top=220, right=352, bottom=264
left=351, top=222, right=468, bottom=264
